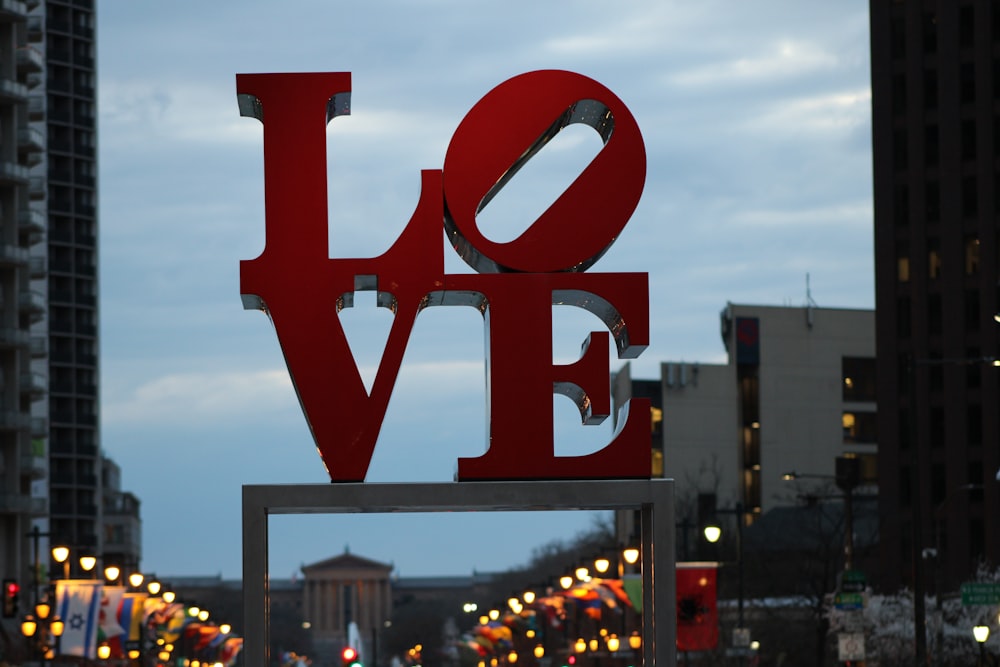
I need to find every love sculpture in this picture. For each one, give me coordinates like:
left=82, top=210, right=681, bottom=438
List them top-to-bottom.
left=236, top=70, right=651, bottom=482
left=236, top=71, right=675, bottom=667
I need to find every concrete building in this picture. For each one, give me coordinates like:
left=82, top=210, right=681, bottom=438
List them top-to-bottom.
left=0, top=0, right=51, bottom=620
left=870, top=0, right=1000, bottom=595
left=1, top=3, right=141, bottom=642
left=613, top=303, right=876, bottom=552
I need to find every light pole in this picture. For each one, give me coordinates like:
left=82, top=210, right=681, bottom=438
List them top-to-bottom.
left=782, top=456, right=861, bottom=571
left=703, top=502, right=747, bottom=660
left=974, top=625, right=990, bottom=667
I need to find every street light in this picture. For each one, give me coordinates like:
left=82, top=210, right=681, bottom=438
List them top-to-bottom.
left=782, top=456, right=861, bottom=571
left=703, top=502, right=748, bottom=653
left=51, top=546, right=70, bottom=579
left=21, top=598, right=64, bottom=660
left=974, top=625, right=990, bottom=667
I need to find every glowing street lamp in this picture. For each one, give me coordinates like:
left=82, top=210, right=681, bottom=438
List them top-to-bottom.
left=51, top=546, right=70, bottom=579
left=974, top=625, right=990, bottom=667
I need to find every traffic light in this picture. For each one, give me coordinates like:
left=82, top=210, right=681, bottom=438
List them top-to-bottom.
left=2, top=579, right=19, bottom=617
left=341, top=647, right=361, bottom=667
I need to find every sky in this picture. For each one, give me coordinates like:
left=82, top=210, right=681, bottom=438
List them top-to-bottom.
left=94, top=0, right=874, bottom=581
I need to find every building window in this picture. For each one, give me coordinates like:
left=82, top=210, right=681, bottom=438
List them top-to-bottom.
left=960, top=5, right=975, bottom=48
left=923, top=11, right=938, bottom=54
left=891, top=13, right=906, bottom=58
left=961, top=62, right=976, bottom=104
left=923, top=69, right=937, bottom=109
left=893, top=73, right=907, bottom=116
left=962, top=120, right=977, bottom=161
left=925, top=124, right=939, bottom=166
left=894, top=128, right=908, bottom=171
left=962, top=176, right=978, bottom=217
left=925, top=181, right=939, bottom=222
left=894, top=183, right=910, bottom=226
left=965, top=237, right=980, bottom=274
left=928, top=239, right=942, bottom=279
left=898, top=253, right=911, bottom=282
left=965, top=289, right=981, bottom=330
left=928, top=294, right=943, bottom=335
left=897, top=296, right=911, bottom=338
left=967, top=347, right=982, bottom=387
left=842, top=357, right=877, bottom=401
left=968, top=403, right=983, bottom=445
left=930, top=406, right=945, bottom=446
left=899, top=408, right=911, bottom=450
left=843, top=411, right=877, bottom=444
left=931, top=464, right=946, bottom=504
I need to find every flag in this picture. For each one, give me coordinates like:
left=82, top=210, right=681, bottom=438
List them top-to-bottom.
left=676, top=564, right=719, bottom=652
left=55, top=580, right=103, bottom=658
left=99, top=586, right=126, bottom=641
left=108, top=591, right=147, bottom=658
left=122, top=592, right=148, bottom=641
left=219, top=637, right=244, bottom=666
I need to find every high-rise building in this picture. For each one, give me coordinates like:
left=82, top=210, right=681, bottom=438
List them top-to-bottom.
left=0, top=0, right=50, bottom=615
left=40, top=0, right=103, bottom=575
left=870, top=0, right=1000, bottom=594
left=1, top=2, right=141, bottom=633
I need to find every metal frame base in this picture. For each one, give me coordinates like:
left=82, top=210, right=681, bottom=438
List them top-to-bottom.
left=243, top=479, right=676, bottom=667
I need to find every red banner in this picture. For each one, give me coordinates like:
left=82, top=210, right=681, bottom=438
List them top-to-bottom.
left=676, top=564, right=718, bottom=652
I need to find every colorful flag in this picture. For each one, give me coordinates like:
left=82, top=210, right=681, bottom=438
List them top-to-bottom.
left=676, top=564, right=719, bottom=652
left=55, top=580, right=103, bottom=658
left=99, top=585, right=126, bottom=641
left=108, top=591, right=147, bottom=658
left=122, top=592, right=148, bottom=641
left=219, top=637, right=244, bottom=666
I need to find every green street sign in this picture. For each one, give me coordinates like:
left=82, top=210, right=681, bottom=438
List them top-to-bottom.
left=839, top=569, right=867, bottom=593
left=961, top=582, right=1000, bottom=605
left=834, top=592, right=864, bottom=610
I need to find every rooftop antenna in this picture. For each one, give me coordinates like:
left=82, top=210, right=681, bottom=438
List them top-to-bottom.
left=805, top=273, right=818, bottom=329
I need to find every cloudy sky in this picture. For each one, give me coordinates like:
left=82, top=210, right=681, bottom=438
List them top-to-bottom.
left=95, top=0, right=873, bottom=581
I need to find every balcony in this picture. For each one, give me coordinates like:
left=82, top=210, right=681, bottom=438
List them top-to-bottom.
left=0, top=0, right=28, bottom=21
left=26, top=13, right=40, bottom=39
left=16, top=45, right=43, bottom=74
left=0, top=77, right=28, bottom=102
left=27, top=94, right=43, bottom=120
left=18, top=126, right=44, bottom=165
left=0, top=160, right=29, bottom=184
left=28, top=175, right=44, bottom=199
left=18, top=207, right=45, bottom=239
left=0, top=242, right=29, bottom=266
left=28, top=255, right=46, bottom=277
left=18, top=289, right=44, bottom=323
left=0, top=326, right=30, bottom=348
left=29, top=335, right=47, bottom=358
left=19, top=370, right=46, bottom=399
left=0, top=407, right=31, bottom=430
left=19, top=451, right=47, bottom=481
left=0, top=495, right=47, bottom=517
